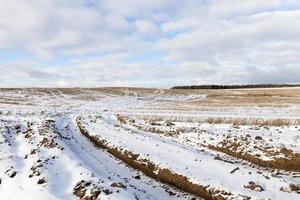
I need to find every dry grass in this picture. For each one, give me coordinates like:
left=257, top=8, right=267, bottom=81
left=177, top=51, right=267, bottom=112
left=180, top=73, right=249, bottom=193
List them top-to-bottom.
left=1, top=87, right=300, bottom=107
left=164, top=87, right=300, bottom=107
left=196, top=88, right=300, bottom=106
left=137, top=115, right=300, bottom=126
left=205, top=117, right=299, bottom=126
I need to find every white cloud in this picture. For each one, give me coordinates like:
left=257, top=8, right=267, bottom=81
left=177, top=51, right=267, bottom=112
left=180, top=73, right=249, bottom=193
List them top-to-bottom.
left=0, top=0, right=300, bottom=87
left=135, top=20, right=160, bottom=38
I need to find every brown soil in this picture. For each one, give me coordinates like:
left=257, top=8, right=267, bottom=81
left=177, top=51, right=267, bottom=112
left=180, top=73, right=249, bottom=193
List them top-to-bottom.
left=209, top=144, right=300, bottom=171
left=37, top=178, right=46, bottom=184
left=73, top=180, right=102, bottom=200
left=243, top=181, right=264, bottom=192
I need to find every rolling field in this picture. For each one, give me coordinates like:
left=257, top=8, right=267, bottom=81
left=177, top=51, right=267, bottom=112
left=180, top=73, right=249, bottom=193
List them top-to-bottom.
left=0, top=87, right=300, bottom=200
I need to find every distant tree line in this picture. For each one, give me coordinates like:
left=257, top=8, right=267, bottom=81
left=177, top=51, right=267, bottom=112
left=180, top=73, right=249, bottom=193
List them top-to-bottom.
left=171, top=84, right=300, bottom=90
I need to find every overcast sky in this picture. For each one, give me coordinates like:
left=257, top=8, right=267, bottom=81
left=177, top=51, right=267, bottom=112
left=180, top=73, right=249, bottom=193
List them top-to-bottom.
left=0, top=0, right=300, bottom=87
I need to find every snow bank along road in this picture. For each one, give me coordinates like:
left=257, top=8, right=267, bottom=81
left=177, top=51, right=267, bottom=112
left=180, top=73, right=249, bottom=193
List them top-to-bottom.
left=0, top=88, right=300, bottom=200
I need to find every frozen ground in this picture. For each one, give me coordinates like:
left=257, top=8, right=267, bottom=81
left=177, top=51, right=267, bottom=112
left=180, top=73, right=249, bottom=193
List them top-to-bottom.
left=0, top=88, right=300, bottom=200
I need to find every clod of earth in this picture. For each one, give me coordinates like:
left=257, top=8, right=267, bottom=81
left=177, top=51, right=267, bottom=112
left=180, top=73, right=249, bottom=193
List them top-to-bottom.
left=255, top=136, right=263, bottom=140
left=230, top=167, right=239, bottom=174
left=5, top=168, right=17, bottom=178
left=134, top=175, right=141, bottom=179
left=37, top=178, right=46, bottom=184
left=244, top=181, right=264, bottom=192
left=111, top=182, right=126, bottom=189
left=280, top=183, right=300, bottom=193
left=103, top=189, right=113, bottom=195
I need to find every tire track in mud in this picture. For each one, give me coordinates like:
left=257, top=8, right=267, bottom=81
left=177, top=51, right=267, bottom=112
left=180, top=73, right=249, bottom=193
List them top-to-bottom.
left=53, top=114, right=199, bottom=200
left=76, top=116, right=232, bottom=200
left=124, top=116, right=300, bottom=173
left=0, top=118, right=62, bottom=199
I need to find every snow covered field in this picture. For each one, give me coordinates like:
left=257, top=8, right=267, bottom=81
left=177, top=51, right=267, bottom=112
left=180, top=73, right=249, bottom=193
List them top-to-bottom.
left=0, top=88, right=300, bottom=200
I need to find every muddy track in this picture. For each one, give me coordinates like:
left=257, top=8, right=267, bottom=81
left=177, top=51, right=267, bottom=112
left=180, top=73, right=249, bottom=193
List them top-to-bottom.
left=76, top=117, right=232, bottom=200
left=123, top=117, right=300, bottom=172
left=208, top=145, right=300, bottom=172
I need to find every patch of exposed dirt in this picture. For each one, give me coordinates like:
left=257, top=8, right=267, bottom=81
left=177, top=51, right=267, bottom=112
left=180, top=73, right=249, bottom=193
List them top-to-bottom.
left=209, top=142, right=300, bottom=171
left=5, top=167, right=17, bottom=178
left=73, top=180, right=105, bottom=200
left=243, top=181, right=264, bottom=192
left=280, top=183, right=300, bottom=194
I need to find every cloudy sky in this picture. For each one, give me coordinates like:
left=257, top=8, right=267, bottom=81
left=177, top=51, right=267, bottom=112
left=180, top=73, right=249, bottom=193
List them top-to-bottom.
left=0, top=0, right=300, bottom=87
